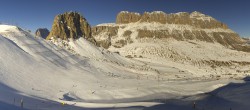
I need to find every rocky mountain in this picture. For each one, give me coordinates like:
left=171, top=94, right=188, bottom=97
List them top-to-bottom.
left=1, top=11, right=250, bottom=110
left=43, top=11, right=250, bottom=75
left=92, top=11, right=250, bottom=74
left=93, top=11, right=249, bottom=52
left=116, top=11, right=228, bottom=29
left=46, top=12, right=96, bottom=44
left=1, top=24, right=250, bottom=110
left=35, top=28, right=50, bottom=39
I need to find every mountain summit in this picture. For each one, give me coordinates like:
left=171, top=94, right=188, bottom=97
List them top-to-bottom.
left=46, top=12, right=96, bottom=44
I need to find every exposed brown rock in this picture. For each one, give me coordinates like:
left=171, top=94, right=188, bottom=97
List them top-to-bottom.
left=116, top=11, right=141, bottom=24
left=116, top=11, right=228, bottom=29
left=140, top=11, right=167, bottom=24
left=47, top=12, right=96, bottom=44
left=92, top=26, right=118, bottom=37
left=92, top=26, right=119, bottom=49
left=136, top=29, right=245, bottom=48
left=123, top=30, right=132, bottom=37
left=137, top=30, right=172, bottom=39
left=96, top=40, right=111, bottom=49
left=113, top=40, right=127, bottom=48
left=231, top=44, right=250, bottom=52
left=203, top=60, right=250, bottom=67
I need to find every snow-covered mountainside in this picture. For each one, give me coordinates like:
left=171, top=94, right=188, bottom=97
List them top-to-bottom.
left=92, top=11, right=250, bottom=79
left=93, top=11, right=249, bottom=51
left=0, top=12, right=250, bottom=110
left=0, top=24, right=249, bottom=109
left=0, top=25, right=210, bottom=108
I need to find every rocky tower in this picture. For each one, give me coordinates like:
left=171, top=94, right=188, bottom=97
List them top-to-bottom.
left=47, top=12, right=96, bottom=44
left=35, top=28, right=50, bottom=39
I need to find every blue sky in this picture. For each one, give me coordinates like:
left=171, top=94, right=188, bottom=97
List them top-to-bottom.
left=0, top=0, right=249, bottom=37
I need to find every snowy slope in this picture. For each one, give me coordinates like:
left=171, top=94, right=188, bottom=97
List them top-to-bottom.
left=94, top=22, right=250, bottom=79
left=0, top=24, right=250, bottom=110
left=109, top=38, right=250, bottom=78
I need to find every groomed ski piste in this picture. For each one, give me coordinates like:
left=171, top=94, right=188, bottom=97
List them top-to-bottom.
left=0, top=24, right=250, bottom=110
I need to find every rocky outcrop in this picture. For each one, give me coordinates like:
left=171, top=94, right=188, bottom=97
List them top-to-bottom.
left=92, top=11, right=250, bottom=52
left=116, top=11, right=228, bottom=29
left=116, top=11, right=141, bottom=24
left=47, top=12, right=96, bottom=44
left=92, top=25, right=119, bottom=49
left=92, top=26, right=118, bottom=37
left=35, top=28, right=50, bottom=39
left=137, top=30, right=243, bottom=46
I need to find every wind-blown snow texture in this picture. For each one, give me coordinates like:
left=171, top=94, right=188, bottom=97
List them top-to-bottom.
left=0, top=24, right=250, bottom=110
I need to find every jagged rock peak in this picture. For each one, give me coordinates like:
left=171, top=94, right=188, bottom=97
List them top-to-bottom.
left=46, top=11, right=96, bottom=44
left=115, top=11, right=228, bottom=29
left=35, top=28, right=50, bottom=39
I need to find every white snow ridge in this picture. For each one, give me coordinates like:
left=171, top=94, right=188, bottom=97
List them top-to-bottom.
left=0, top=24, right=250, bottom=110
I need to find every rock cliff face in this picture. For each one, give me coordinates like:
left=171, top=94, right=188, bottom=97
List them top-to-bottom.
left=93, top=11, right=249, bottom=52
left=116, top=11, right=228, bottom=29
left=116, top=11, right=141, bottom=24
left=47, top=12, right=96, bottom=44
left=92, top=25, right=118, bottom=48
left=35, top=28, right=50, bottom=39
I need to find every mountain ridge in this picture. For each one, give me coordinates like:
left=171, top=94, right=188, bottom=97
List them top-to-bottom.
left=0, top=10, right=250, bottom=109
left=92, top=11, right=250, bottom=53
left=116, top=11, right=228, bottom=29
